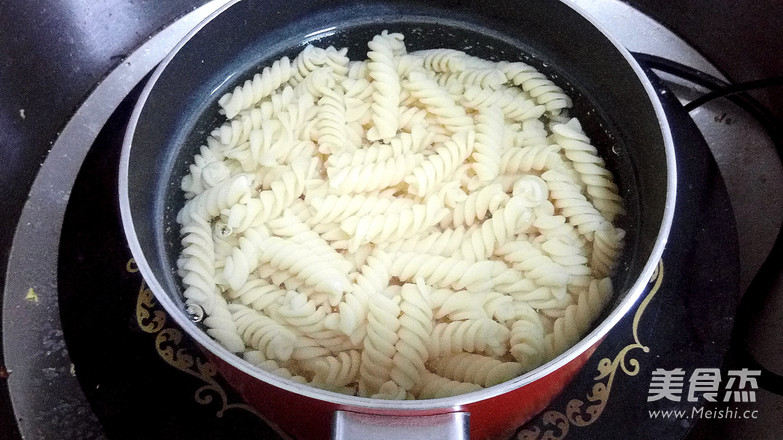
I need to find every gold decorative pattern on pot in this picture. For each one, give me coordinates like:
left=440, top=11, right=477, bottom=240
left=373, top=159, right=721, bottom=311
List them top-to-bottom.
left=128, top=258, right=263, bottom=419
left=517, top=260, right=664, bottom=440
left=136, top=279, right=166, bottom=334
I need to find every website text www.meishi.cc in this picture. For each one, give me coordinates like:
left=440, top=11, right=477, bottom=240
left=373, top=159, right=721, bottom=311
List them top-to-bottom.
left=649, top=406, right=759, bottom=420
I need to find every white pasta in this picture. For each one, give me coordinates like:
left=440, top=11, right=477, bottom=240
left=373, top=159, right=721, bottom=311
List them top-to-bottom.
left=366, top=31, right=403, bottom=141
left=177, top=32, right=626, bottom=400
left=219, top=56, right=295, bottom=119
left=498, top=60, right=573, bottom=115
left=402, top=70, right=473, bottom=134
left=462, top=85, right=545, bottom=122
left=315, top=86, right=349, bottom=155
left=470, top=104, right=504, bottom=184
left=551, top=118, right=625, bottom=221
left=404, top=130, right=474, bottom=197
left=541, top=169, right=607, bottom=239
left=440, top=182, right=508, bottom=228
left=455, top=196, right=535, bottom=262
left=340, top=197, right=447, bottom=251
left=545, top=278, right=613, bottom=359
left=389, top=281, right=433, bottom=392
left=431, top=289, right=513, bottom=322
left=359, top=290, right=401, bottom=397
left=230, top=303, right=297, bottom=361
left=509, top=304, right=548, bottom=371
left=428, top=318, right=510, bottom=359
left=303, top=349, right=361, bottom=388
left=430, top=352, right=524, bottom=387
left=417, top=372, right=483, bottom=399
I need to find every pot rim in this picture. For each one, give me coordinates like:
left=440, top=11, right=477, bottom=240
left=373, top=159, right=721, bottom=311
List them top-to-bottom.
left=119, top=0, right=676, bottom=411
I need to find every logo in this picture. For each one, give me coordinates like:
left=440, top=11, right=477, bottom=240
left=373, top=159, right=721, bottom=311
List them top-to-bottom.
left=646, top=368, right=761, bottom=420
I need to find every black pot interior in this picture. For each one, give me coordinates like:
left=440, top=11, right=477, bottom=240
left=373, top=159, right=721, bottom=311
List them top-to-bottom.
left=125, top=0, right=668, bottom=323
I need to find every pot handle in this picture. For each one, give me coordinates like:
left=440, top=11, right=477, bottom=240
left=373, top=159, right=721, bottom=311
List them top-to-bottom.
left=332, top=410, right=470, bottom=440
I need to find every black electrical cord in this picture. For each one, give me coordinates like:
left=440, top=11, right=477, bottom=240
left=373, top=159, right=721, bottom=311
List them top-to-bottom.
left=632, top=52, right=730, bottom=90
left=633, top=52, right=783, bottom=395
left=632, top=53, right=783, bottom=141
left=684, top=75, right=783, bottom=112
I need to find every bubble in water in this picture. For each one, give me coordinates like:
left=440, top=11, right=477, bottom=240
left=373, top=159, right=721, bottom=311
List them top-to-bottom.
left=611, top=145, right=622, bottom=156
left=214, top=222, right=233, bottom=237
left=186, top=304, right=205, bottom=323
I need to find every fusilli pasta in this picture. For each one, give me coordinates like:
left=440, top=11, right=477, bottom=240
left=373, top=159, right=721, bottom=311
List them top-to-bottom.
left=176, top=31, right=626, bottom=400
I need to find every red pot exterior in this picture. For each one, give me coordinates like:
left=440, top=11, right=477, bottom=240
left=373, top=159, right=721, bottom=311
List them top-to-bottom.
left=209, top=341, right=599, bottom=440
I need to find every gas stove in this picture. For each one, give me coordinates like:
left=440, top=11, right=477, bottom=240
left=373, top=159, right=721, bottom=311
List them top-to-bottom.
left=2, top=1, right=781, bottom=439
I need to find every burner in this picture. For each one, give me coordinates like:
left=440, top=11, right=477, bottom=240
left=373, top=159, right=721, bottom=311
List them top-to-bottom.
left=49, top=65, right=736, bottom=440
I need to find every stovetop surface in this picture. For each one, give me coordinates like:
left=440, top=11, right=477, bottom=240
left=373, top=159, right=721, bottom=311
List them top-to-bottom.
left=2, top=1, right=782, bottom=439
left=49, top=67, right=737, bottom=440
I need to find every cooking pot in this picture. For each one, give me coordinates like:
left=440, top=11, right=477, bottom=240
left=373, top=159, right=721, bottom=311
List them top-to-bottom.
left=119, top=0, right=676, bottom=438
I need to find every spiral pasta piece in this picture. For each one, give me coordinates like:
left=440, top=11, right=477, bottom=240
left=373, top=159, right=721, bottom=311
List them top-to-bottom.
left=367, top=31, right=404, bottom=141
left=288, top=44, right=330, bottom=85
left=413, top=48, right=468, bottom=73
left=219, top=56, right=294, bottom=119
left=498, top=61, right=573, bottom=115
left=438, top=67, right=507, bottom=90
left=403, top=70, right=473, bottom=134
left=462, top=85, right=545, bottom=121
left=315, top=86, right=349, bottom=155
left=470, top=105, right=504, bottom=183
left=215, top=111, right=260, bottom=150
left=551, top=118, right=625, bottom=221
left=224, top=119, right=282, bottom=170
left=405, top=130, right=475, bottom=197
left=326, top=139, right=403, bottom=168
left=181, top=142, right=230, bottom=197
left=500, top=143, right=563, bottom=175
left=327, top=151, right=421, bottom=194
left=224, top=158, right=317, bottom=231
left=541, top=169, right=606, bottom=239
left=177, top=174, right=252, bottom=224
left=440, top=182, right=509, bottom=228
left=306, top=193, right=416, bottom=224
left=456, top=196, right=535, bottom=262
left=340, top=197, right=447, bottom=251
left=268, top=212, right=352, bottom=273
left=178, top=216, right=218, bottom=305
left=388, top=225, right=473, bottom=257
left=590, top=225, right=626, bottom=278
left=222, top=227, right=350, bottom=301
left=540, top=234, right=591, bottom=287
left=495, top=239, right=570, bottom=288
left=338, top=249, right=392, bottom=344
left=389, top=252, right=507, bottom=293
left=225, top=276, right=287, bottom=312
left=545, top=277, right=612, bottom=359
left=389, top=281, right=433, bottom=391
left=431, top=289, right=513, bottom=322
left=278, top=291, right=333, bottom=335
left=359, top=291, right=401, bottom=397
left=230, top=303, right=297, bottom=361
left=509, top=304, right=548, bottom=371
left=428, top=318, right=510, bottom=358
left=290, top=336, right=332, bottom=362
left=303, top=349, right=361, bottom=388
left=430, top=352, right=524, bottom=387
left=244, top=353, right=309, bottom=384
left=416, top=372, right=483, bottom=399
left=372, top=380, right=412, bottom=400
